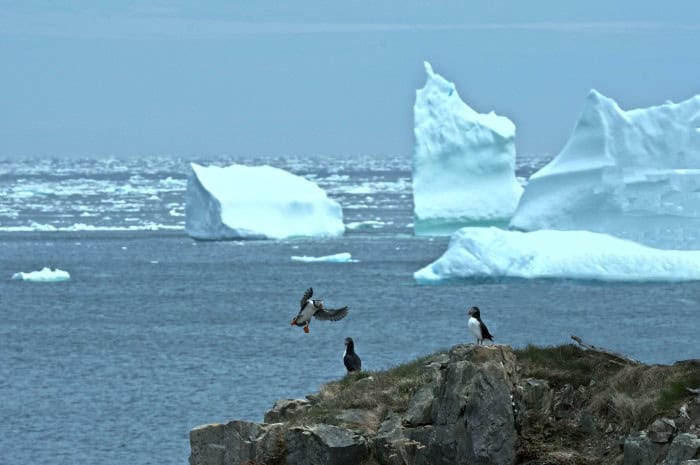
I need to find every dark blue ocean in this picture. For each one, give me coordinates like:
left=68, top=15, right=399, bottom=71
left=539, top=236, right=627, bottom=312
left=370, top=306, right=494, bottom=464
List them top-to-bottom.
left=1, top=155, right=698, bottom=465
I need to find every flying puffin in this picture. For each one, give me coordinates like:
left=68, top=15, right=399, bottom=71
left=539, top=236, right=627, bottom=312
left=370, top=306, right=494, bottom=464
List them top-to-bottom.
left=291, top=287, right=349, bottom=333
left=468, top=306, right=494, bottom=345
left=343, top=337, right=362, bottom=372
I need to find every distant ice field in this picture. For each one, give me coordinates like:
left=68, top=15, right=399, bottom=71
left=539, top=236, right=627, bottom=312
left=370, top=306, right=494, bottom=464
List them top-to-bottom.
left=0, top=154, right=547, bottom=234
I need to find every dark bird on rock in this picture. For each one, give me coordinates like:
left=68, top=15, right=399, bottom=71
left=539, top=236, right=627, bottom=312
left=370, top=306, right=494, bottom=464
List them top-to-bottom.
left=290, top=287, right=349, bottom=333
left=468, top=306, right=494, bottom=345
left=343, top=337, right=362, bottom=372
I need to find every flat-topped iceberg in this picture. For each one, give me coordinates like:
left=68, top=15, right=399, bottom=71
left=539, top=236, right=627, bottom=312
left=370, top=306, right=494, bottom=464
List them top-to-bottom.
left=413, top=62, right=523, bottom=236
left=510, top=90, right=700, bottom=250
left=185, top=163, right=344, bottom=240
left=415, top=227, right=700, bottom=282
left=291, top=252, right=357, bottom=263
left=12, top=267, right=70, bottom=282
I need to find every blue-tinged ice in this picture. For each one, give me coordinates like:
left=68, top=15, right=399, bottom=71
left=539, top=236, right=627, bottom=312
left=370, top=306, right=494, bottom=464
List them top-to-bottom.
left=413, top=62, right=523, bottom=236
left=510, top=90, right=700, bottom=250
left=185, top=163, right=344, bottom=240
left=415, top=227, right=700, bottom=282
left=291, top=252, right=357, bottom=263
left=12, top=267, right=70, bottom=282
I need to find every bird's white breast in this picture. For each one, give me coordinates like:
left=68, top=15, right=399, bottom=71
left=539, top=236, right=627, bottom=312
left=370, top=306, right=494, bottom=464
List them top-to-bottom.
left=297, top=302, right=316, bottom=324
left=468, top=317, right=482, bottom=339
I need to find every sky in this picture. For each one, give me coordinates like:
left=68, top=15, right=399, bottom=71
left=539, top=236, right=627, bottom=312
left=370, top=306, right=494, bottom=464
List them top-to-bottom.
left=1, top=1, right=699, bottom=158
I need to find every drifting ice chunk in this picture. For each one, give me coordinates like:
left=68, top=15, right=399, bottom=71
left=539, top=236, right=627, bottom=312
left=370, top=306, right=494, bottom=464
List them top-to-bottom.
left=413, top=62, right=523, bottom=235
left=510, top=90, right=700, bottom=249
left=185, top=163, right=344, bottom=240
left=414, top=227, right=700, bottom=283
left=291, top=253, right=357, bottom=263
left=12, top=267, right=70, bottom=282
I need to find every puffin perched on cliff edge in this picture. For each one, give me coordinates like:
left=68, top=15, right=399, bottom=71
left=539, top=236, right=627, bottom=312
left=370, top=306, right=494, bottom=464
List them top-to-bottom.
left=291, top=287, right=349, bottom=333
left=468, top=306, right=494, bottom=345
left=343, top=337, right=362, bottom=372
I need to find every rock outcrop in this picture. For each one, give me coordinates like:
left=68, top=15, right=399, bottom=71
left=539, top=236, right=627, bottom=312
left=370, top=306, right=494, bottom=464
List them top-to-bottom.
left=189, top=344, right=700, bottom=465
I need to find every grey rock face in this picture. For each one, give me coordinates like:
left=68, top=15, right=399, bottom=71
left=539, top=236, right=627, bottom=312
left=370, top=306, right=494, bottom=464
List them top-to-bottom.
left=189, top=344, right=520, bottom=465
left=428, top=345, right=517, bottom=465
left=514, top=378, right=553, bottom=433
left=403, top=383, right=436, bottom=427
left=264, top=398, right=312, bottom=423
left=649, top=418, right=678, bottom=443
left=188, top=421, right=285, bottom=465
left=224, top=421, right=286, bottom=465
left=189, top=423, right=226, bottom=465
left=285, top=424, right=368, bottom=465
left=624, top=432, right=665, bottom=465
left=663, top=433, right=700, bottom=465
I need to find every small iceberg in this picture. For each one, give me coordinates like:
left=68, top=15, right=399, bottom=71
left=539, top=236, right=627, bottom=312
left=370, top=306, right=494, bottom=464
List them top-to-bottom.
left=415, top=227, right=700, bottom=283
left=291, top=253, right=358, bottom=263
left=12, top=267, right=71, bottom=282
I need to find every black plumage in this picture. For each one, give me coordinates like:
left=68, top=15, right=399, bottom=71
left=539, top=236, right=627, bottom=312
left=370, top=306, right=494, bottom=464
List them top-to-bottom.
left=468, top=306, right=494, bottom=344
left=343, top=337, right=362, bottom=372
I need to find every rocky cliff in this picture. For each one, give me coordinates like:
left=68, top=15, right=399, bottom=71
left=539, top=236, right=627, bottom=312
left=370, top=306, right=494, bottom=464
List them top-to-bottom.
left=189, top=344, right=700, bottom=465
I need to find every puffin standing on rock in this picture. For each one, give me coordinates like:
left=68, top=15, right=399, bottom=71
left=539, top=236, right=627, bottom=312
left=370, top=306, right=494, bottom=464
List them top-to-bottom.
left=291, top=287, right=349, bottom=333
left=468, top=306, right=494, bottom=345
left=343, top=337, right=362, bottom=372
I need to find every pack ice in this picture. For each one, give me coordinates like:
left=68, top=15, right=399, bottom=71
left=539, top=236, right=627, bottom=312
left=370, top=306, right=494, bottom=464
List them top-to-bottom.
left=413, top=62, right=523, bottom=235
left=510, top=90, right=700, bottom=249
left=185, top=163, right=344, bottom=240
left=414, top=227, right=700, bottom=283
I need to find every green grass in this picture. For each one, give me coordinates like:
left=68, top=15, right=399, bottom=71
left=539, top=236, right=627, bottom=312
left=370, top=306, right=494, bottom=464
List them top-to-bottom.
left=514, top=344, right=620, bottom=387
left=288, top=352, right=442, bottom=430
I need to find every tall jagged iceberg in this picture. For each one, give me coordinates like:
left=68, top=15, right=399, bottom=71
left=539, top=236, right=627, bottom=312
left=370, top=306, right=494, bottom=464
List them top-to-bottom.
left=413, top=62, right=523, bottom=236
left=510, top=90, right=700, bottom=249
left=185, top=163, right=344, bottom=240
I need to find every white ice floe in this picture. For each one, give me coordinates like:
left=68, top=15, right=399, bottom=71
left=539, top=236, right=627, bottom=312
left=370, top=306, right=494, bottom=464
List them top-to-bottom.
left=413, top=62, right=523, bottom=236
left=511, top=90, right=700, bottom=250
left=185, top=163, right=344, bottom=240
left=346, top=220, right=385, bottom=230
left=414, top=227, right=700, bottom=283
left=291, top=253, right=357, bottom=263
left=12, top=267, right=71, bottom=282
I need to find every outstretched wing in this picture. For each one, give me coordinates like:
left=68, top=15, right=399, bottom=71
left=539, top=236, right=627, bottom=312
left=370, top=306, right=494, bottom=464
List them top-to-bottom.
left=300, top=287, right=313, bottom=310
left=313, top=306, right=349, bottom=321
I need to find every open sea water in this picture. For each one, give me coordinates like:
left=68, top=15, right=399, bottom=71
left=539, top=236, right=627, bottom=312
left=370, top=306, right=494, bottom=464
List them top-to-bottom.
left=1, top=155, right=698, bottom=465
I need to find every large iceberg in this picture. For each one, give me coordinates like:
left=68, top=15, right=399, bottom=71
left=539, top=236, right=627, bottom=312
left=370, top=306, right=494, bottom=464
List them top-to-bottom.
left=413, top=61, right=523, bottom=235
left=510, top=90, right=700, bottom=249
left=185, top=163, right=344, bottom=240
left=414, top=227, right=700, bottom=283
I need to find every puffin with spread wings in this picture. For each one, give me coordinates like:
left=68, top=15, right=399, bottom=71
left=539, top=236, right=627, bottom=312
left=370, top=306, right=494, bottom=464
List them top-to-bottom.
left=291, top=287, right=349, bottom=333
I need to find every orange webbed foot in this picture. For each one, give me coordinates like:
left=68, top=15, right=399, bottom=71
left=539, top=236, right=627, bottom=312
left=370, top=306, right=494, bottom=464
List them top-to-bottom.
left=291, top=318, right=297, bottom=326
left=303, top=326, right=310, bottom=333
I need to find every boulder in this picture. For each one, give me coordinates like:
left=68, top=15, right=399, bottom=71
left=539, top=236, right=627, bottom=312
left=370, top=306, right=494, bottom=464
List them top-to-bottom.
left=264, top=398, right=312, bottom=423
left=649, top=418, right=677, bottom=443
left=285, top=424, right=368, bottom=465
left=624, top=432, right=665, bottom=465
left=663, top=433, right=700, bottom=465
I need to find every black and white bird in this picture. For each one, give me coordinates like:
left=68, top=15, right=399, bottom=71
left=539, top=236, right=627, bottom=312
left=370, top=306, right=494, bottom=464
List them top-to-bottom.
left=290, top=287, right=349, bottom=333
left=468, top=306, right=494, bottom=345
left=343, top=337, right=362, bottom=372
